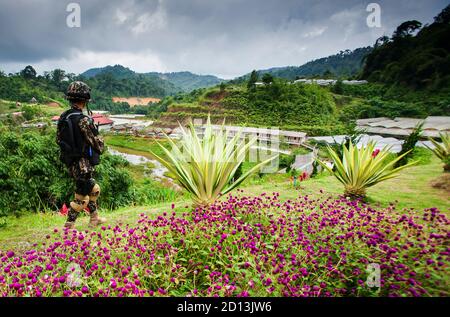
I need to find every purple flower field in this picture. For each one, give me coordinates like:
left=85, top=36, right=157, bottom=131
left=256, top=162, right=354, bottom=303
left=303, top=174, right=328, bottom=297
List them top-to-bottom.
left=1, top=191, right=449, bottom=297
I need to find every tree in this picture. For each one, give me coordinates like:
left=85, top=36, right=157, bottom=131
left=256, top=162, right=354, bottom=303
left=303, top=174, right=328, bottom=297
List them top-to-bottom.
left=434, top=4, right=450, bottom=24
left=392, top=20, right=422, bottom=39
left=375, top=35, right=390, bottom=47
left=20, top=65, right=37, bottom=79
left=50, top=69, right=66, bottom=85
left=247, top=70, right=258, bottom=89
left=322, top=70, right=334, bottom=79
left=66, top=73, right=76, bottom=82
left=262, top=73, right=273, bottom=85
left=332, top=79, right=344, bottom=94
left=21, top=104, right=41, bottom=121
left=395, top=122, right=424, bottom=167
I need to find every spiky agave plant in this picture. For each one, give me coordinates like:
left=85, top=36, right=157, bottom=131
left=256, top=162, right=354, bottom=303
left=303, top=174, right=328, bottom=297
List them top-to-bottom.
left=150, top=117, right=278, bottom=207
left=426, top=133, right=450, bottom=172
left=317, top=141, right=417, bottom=199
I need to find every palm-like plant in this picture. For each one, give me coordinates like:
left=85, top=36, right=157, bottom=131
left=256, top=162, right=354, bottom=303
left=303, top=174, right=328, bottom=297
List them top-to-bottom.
left=150, top=117, right=278, bottom=207
left=426, top=133, right=450, bottom=172
left=317, top=141, right=417, bottom=199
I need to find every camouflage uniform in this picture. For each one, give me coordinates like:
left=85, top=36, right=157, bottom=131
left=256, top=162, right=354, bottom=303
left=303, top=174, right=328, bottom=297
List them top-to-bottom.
left=60, top=81, right=107, bottom=229
left=65, top=114, right=105, bottom=224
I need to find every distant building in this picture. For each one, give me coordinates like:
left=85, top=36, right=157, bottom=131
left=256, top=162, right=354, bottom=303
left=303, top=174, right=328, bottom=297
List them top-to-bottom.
left=293, top=79, right=368, bottom=86
left=342, top=80, right=368, bottom=85
left=29, top=97, right=37, bottom=104
left=92, top=110, right=110, bottom=115
left=91, top=114, right=114, bottom=131
left=356, top=116, right=450, bottom=138
left=21, top=122, right=47, bottom=129
left=194, top=124, right=307, bottom=146
left=309, top=134, right=437, bottom=153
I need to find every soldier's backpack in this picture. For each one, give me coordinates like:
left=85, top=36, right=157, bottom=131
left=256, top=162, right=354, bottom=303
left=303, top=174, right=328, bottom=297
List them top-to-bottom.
left=56, top=110, right=86, bottom=167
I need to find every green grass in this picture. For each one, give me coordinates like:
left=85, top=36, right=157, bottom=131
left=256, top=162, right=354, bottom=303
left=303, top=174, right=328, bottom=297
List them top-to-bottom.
left=0, top=99, right=19, bottom=114
left=0, top=100, right=65, bottom=117
left=39, top=104, right=65, bottom=117
left=104, top=134, right=170, bottom=160
left=105, top=135, right=449, bottom=211
left=242, top=155, right=449, bottom=211
left=0, top=200, right=191, bottom=252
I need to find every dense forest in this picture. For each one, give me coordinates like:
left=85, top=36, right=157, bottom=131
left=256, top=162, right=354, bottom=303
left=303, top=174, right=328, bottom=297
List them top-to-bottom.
left=361, top=5, right=450, bottom=91
left=233, top=47, right=373, bottom=83
left=0, top=64, right=225, bottom=113
left=0, top=65, right=177, bottom=113
left=82, top=65, right=224, bottom=92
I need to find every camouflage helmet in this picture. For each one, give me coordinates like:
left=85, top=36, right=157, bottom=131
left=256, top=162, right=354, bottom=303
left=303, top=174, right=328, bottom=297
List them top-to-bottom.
left=66, top=81, right=91, bottom=101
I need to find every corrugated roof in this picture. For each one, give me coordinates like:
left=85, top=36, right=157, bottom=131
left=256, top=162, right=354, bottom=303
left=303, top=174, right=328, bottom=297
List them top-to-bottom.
left=358, top=116, right=450, bottom=137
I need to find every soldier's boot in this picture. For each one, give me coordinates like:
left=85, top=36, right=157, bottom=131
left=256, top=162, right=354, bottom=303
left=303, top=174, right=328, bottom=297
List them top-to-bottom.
left=87, top=184, right=106, bottom=227
left=64, top=194, right=89, bottom=230
left=89, top=211, right=107, bottom=227
left=64, top=221, right=75, bottom=229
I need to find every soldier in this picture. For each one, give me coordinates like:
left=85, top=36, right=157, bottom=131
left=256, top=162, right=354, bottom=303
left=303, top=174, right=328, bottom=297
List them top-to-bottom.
left=56, top=81, right=106, bottom=229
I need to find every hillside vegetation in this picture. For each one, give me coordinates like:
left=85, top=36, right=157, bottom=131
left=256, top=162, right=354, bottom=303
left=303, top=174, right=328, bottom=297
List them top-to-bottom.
left=361, top=5, right=450, bottom=92
left=234, top=47, right=372, bottom=82
left=82, top=65, right=224, bottom=92
left=153, top=81, right=352, bottom=136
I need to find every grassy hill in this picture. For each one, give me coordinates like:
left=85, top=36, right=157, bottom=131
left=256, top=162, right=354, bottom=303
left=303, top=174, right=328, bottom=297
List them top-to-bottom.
left=148, top=71, right=224, bottom=92
left=152, top=81, right=352, bottom=136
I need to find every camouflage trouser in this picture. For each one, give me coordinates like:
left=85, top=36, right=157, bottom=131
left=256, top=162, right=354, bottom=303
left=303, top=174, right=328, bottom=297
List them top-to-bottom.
left=66, top=158, right=100, bottom=223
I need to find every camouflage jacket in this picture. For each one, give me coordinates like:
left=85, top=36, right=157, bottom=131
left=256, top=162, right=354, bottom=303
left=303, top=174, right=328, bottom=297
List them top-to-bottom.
left=69, top=115, right=105, bottom=177
left=78, top=116, right=105, bottom=155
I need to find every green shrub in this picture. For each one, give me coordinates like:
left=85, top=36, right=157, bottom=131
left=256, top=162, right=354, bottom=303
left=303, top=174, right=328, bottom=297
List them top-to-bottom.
left=21, top=104, right=43, bottom=121
left=395, top=122, right=424, bottom=167
left=0, top=127, right=141, bottom=216
left=318, top=141, right=417, bottom=199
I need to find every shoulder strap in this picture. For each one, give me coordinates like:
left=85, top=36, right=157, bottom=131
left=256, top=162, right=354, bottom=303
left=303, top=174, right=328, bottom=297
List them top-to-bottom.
left=66, top=112, right=85, bottom=120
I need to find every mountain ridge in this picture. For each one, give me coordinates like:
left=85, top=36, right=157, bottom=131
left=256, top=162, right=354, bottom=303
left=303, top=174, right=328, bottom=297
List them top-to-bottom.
left=234, top=46, right=373, bottom=82
left=81, top=65, right=224, bottom=92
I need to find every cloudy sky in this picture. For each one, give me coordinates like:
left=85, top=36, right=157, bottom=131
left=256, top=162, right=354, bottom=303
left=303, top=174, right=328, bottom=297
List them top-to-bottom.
left=0, top=0, right=448, bottom=78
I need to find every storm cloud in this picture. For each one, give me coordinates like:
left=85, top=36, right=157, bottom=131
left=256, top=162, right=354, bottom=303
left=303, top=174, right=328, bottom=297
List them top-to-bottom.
left=0, top=0, right=447, bottom=78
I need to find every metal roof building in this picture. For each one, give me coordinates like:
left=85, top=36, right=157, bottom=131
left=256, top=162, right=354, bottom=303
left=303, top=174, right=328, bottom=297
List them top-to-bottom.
left=357, top=116, right=450, bottom=138
left=309, top=134, right=437, bottom=153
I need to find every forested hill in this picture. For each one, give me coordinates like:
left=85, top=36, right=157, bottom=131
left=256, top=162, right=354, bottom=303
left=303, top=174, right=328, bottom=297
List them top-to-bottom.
left=361, top=4, right=450, bottom=91
left=235, top=46, right=372, bottom=82
left=81, top=65, right=224, bottom=92
left=81, top=65, right=179, bottom=98
left=147, top=71, right=224, bottom=92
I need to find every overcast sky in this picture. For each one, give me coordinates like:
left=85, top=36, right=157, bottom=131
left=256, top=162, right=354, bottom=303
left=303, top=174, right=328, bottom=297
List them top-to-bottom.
left=0, top=0, right=448, bottom=78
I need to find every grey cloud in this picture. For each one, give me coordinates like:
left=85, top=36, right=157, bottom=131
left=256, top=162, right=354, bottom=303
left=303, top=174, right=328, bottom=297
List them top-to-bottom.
left=0, top=0, right=448, bottom=78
